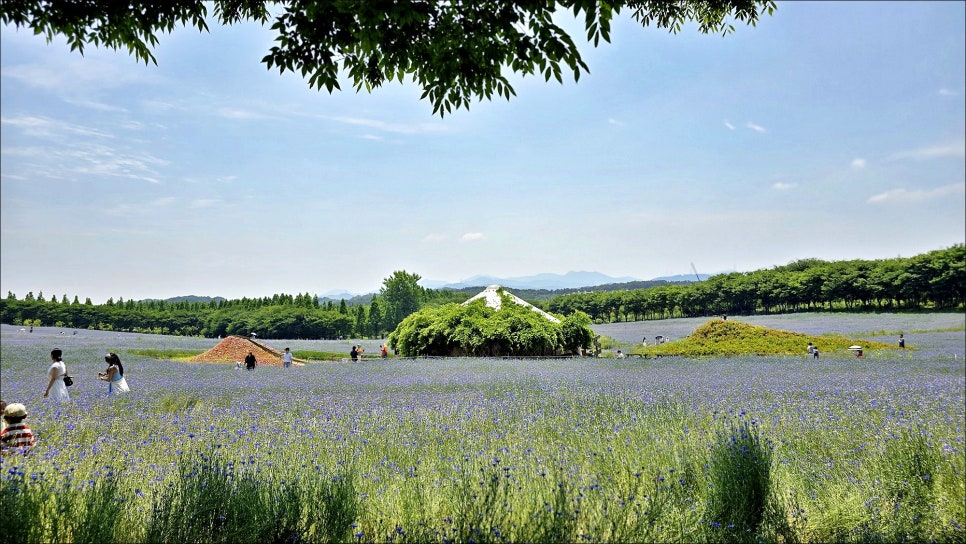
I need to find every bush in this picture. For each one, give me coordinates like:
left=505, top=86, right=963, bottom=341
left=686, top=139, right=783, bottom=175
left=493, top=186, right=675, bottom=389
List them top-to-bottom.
left=387, top=294, right=593, bottom=357
left=704, top=420, right=773, bottom=543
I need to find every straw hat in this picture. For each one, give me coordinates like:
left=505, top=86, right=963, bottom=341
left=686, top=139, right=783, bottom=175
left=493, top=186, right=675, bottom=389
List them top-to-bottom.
left=4, top=403, right=27, bottom=418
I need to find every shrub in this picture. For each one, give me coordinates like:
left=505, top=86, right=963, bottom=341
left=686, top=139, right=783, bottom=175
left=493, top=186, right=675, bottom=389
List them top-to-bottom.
left=388, top=296, right=593, bottom=357
left=704, top=420, right=773, bottom=543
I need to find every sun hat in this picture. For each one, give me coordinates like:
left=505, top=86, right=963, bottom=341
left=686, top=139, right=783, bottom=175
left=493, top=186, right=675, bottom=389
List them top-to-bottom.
left=4, top=403, right=27, bottom=418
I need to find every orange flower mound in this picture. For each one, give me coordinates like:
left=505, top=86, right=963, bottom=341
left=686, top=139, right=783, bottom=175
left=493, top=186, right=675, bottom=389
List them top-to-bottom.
left=187, top=335, right=304, bottom=366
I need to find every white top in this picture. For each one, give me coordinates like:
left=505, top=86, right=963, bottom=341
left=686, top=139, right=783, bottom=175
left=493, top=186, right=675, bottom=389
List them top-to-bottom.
left=48, top=361, right=70, bottom=401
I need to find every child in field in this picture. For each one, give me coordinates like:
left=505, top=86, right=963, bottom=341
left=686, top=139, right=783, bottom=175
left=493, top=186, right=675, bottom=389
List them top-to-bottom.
left=283, top=347, right=293, bottom=368
left=1, top=403, right=37, bottom=455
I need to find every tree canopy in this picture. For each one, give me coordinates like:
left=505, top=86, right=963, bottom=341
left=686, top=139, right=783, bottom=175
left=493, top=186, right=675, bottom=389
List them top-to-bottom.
left=1, top=1, right=776, bottom=115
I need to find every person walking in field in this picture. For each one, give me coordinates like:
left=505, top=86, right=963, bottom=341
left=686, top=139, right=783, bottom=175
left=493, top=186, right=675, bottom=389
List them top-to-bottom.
left=899, top=334, right=905, bottom=348
left=381, top=345, right=388, bottom=359
left=283, top=347, right=293, bottom=368
left=44, top=348, right=70, bottom=402
left=245, top=350, right=257, bottom=371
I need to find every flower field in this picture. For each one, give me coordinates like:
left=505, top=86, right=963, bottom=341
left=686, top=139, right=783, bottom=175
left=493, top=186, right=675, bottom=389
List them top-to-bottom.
left=1, top=313, right=964, bottom=543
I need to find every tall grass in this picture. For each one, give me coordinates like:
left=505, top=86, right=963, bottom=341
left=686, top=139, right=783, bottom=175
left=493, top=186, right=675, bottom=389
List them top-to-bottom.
left=0, top=317, right=962, bottom=542
left=703, top=420, right=773, bottom=543
left=141, top=448, right=360, bottom=544
left=0, top=469, right=125, bottom=543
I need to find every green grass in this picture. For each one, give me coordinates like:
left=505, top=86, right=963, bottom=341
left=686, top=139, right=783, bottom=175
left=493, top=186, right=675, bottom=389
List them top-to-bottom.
left=634, top=319, right=900, bottom=357
left=863, top=326, right=966, bottom=336
left=128, top=348, right=206, bottom=360
left=292, top=349, right=355, bottom=361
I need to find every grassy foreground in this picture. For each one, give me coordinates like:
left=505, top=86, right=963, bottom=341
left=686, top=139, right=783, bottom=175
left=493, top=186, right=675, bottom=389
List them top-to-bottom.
left=0, top=317, right=963, bottom=543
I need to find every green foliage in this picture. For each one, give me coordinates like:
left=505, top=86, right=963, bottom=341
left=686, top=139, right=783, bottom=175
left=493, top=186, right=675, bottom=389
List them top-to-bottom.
left=0, top=1, right=775, bottom=116
left=546, top=245, right=966, bottom=321
left=380, top=270, right=425, bottom=332
left=388, top=294, right=593, bottom=357
left=639, top=319, right=900, bottom=357
left=129, top=348, right=206, bottom=360
left=289, top=349, right=353, bottom=361
left=158, top=393, right=204, bottom=414
left=704, top=421, right=773, bottom=542
left=873, top=432, right=942, bottom=540
left=145, top=449, right=318, bottom=544
left=0, top=472, right=125, bottom=544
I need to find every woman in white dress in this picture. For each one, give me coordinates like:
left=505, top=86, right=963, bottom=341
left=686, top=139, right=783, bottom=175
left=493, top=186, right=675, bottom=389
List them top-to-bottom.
left=43, top=348, right=70, bottom=402
left=99, top=353, right=130, bottom=394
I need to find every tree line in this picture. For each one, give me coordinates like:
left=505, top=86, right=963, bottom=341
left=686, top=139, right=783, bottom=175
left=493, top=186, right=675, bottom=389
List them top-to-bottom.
left=545, top=245, right=964, bottom=322
left=1, top=246, right=962, bottom=337
left=0, top=271, right=462, bottom=339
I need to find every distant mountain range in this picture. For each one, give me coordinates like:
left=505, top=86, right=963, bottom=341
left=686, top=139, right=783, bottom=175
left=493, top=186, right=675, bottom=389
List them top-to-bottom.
left=154, top=271, right=710, bottom=304
left=420, top=271, right=644, bottom=291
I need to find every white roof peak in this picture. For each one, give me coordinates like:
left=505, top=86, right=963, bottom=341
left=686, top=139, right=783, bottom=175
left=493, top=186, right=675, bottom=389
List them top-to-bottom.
left=462, top=285, right=561, bottom=323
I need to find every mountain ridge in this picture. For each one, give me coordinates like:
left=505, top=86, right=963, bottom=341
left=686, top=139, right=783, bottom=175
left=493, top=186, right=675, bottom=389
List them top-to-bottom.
left=150, top=271, right=706, bottom=304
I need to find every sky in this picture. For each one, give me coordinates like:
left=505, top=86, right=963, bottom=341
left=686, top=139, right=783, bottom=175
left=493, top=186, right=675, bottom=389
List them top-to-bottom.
left=1, top=2, right=964, bottom=304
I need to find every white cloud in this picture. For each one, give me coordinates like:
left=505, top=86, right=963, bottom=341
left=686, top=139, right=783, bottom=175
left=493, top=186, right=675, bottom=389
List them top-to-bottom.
left=2, top=56, right=162, bottom=93
left=938, top=88, right=959, bottom=96
left=63, top=99, right=128, bottom=113
left=215, top=107, right=279, bottom=120
left=1, top=114, right=114, bottom=139
left=323, top=115, right=449, bottom=135
left=608, top=118, right=625, bottom=126
left=724, top=121, right=736, bottom=130
left=746, top=122, right=767, bottom=133
left=1, top=133, right=168, bottom=184
left=889, top=140, right=965, bottom=160
left=851, top=158, right=866, bottom=168
left=772, top=182, right=797, bottom=190
left=867, top=183, right=965, bottom=204
left=152, top=197, right=177, bottom=207
left=189, top=199, right=222, bottom=209
left=460, top=232, right=485, bottom=242
left=422, top=233, right=447, bottom=242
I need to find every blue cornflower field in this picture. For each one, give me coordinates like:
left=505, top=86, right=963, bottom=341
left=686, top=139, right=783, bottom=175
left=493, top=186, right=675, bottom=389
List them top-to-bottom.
left=1, top=313, right=963, bottom=543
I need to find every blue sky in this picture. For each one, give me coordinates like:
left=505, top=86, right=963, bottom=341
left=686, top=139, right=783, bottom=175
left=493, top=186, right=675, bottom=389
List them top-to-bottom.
left=1, top=2, right=964, bottom=303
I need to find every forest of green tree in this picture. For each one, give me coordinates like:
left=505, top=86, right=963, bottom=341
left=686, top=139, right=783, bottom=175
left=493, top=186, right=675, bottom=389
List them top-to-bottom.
left=1, top=245, right=962, bottom=339
left=546, top=245, right=964, bottom=322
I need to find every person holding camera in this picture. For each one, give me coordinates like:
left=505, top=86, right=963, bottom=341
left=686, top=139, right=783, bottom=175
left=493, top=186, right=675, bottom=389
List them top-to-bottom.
left=99, top=352, right=130, bottom=394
